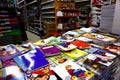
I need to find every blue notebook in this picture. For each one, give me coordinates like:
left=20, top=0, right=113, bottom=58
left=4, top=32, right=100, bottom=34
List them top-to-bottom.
left=14, top=48, right=49, bottom=71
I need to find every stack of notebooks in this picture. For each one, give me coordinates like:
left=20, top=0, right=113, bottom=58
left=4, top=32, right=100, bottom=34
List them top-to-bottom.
left=0, top=27, right=119, bottom=80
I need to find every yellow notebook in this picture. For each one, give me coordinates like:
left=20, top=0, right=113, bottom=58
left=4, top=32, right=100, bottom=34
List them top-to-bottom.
left=64, top=49, right=88, bottom=60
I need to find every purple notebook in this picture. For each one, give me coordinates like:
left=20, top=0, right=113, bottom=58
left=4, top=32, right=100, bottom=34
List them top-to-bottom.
left=0, top=44, right=21, bottom=62
left=41, top=45, right=61, bottom=56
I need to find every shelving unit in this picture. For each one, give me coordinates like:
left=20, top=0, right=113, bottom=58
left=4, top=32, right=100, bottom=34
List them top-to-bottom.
left=0, top=0, right=22, bottom=45
left=16, top=0, right=41, bottom=35
left=55, top=0, right=80, bottom=33
left=75, top=0, right=91, bottom=27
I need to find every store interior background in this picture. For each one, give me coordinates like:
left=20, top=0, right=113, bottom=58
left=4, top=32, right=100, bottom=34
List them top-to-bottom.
left=1, top=0, right=120, bottom=80
left=15, top=0, right=118, bottom=44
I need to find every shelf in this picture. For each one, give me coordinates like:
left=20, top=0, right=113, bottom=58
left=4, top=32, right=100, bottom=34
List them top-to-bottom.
left=17, top=0, right=24, bottom=5
left=26, top=0, right=37, bottom=6
left=41, top=0, right=54, bottom=5
left=76, top=0, right=89, bottom=3
left=41, top=6, right=54, bottom=10
left=61, top=8, right=79, bottom=11
left=41, top=12, right=55, bottom=14
left=57, top=15, right=79, bottom=17
left=42, top=17, right=55, bottom=19
left=42, top=21, right=54, bottom=24
left=29, top=29, right=39, bottom=35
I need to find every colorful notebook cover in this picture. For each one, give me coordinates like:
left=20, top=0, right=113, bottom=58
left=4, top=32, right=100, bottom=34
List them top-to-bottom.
left=64, top=31, right=80, bottom=37
left=57, top=33, right=75, bottom=42
left=95, top=34, right=116, bottom=42
left=43, top=36, right=60, bottom=45
left=76, top=36, right=93, bottom=42
left=71, top=40, right=91, bottom=49
left=57, top=42, right=77, bottom=51
left=17, top=43, right=36, bottom=53
left=0, top=44, right=21, bottom=62
left=41, top=45, right=61, bottom=56
left=105, top=45, right=120, bottom=55
left=84, top=46, right=101, bottom=54
left=14, top=48, right=49, bottom=71
left=64, top=49, right=88, bottom=60
left=93, top=50, right=116, bottom=66
left=50, top=53, right=74, bottom=65
left=82, top=57, right=107, bottom=76
left=3, top=59, right=18, bottom=67
left=0, top=60, right=2, bottom=68
left=52, top=60, right=94, bottom=80
left=3, top=66, right=27, bottom=80
left=30, top=67, right=57, bottom=80
left=0, top=68, right=5, bottom=80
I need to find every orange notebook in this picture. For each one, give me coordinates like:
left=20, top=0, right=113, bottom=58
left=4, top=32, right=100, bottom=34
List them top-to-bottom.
left=71, top=40, right=91, bottom=49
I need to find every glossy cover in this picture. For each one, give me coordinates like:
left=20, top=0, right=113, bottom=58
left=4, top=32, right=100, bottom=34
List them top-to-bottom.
left=0, top=44, right=21, bottom=62
left=41, top=45, right=61, bottom=56
left=14, top=48, right=49, bottom=71
left=64, top=49, right=88, bottom=59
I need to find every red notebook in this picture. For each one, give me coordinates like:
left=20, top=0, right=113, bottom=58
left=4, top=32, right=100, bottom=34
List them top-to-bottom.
left=71, top=40, right=91, bottom=49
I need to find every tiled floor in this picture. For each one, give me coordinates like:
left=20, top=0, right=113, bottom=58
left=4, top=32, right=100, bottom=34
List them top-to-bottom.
left=22, top=31, right=40, bottom=44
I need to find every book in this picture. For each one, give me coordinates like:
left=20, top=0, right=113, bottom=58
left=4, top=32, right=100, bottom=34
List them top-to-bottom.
left=64, top=31, right=80, bottom=37
left=57, top=33, right=75, bottom=42
left=43, top=36, right=60, bottom=45
left=76, top=36, right=93, bottom=42
left=70, top=40, right=91, bottom=49
left=57, top=42, right=77, bottom=51
left=16, top=43, right=36, bottom=53
left=0, top=44, right=21, bottom=62
left=41, top=45, right=61, bottom=56
left=105, top=45, right=120, bottom=55
left=84, top=46, right=101, bottom=54
left=14, top=48, right=49, bottom=71
left=64, top=49, right=88, bottom=60
left=93, top=50, right=116, bottom=66
left=50, top=53, right=74, bottom=65
left=82, top=57, right=107, bottom=76
left=3, top=59, right=18, bottom=67
left=0, top=60, right=2, bottom=68
left=52, top=60, right=94, bottom=80
left=3, top=66, right=27, bottom=80
left=29, top=67, right=58, bottom=80
left=0, top=68, right=5, bottom=80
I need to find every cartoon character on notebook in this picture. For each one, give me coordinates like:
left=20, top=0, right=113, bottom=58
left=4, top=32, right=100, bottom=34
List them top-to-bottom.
left=0, top=47, right=16, bottom=57
left=65, top=65, right=86, bottom=80
left=31, top=74, right=50, bottom=80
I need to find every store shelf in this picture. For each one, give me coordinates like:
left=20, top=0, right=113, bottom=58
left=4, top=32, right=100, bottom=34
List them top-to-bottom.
left=17, top=0, right=24, bottom=5
left=26, top=0, right=37, bottom=6
left=41, top=0, right=54, bottom=5
left=76, top=0, right=89, bottom=3
left=41, top=6, right=54, bottom=10
left=41, top=12, right=55, bottom=14
left=42, top=17, right=55, bottom=19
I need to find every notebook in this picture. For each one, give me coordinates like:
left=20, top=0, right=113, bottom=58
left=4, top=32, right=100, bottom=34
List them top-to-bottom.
left=71, top=40, right=91, bottom=49
left=0, top=44, right=21, bottom=62
left=41, top=45, right=61, bottom=56
left=14, top=48, right=49, bottom=71
left=64, top=49, right=88, bottom=60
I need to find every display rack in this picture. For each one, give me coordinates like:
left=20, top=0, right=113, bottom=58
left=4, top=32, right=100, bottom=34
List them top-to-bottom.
left=0, top=0, right=22, bottom=45
left=16, top=0, right=41, bottom=35
left=75, top=0, right=91, bottom=27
